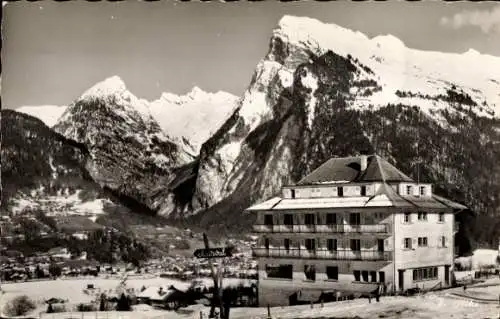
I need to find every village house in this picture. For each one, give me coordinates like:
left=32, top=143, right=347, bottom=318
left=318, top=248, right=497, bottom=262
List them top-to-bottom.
left=246, top=155, right=466, bottom=306
left=137, top=285, right=189, bottom=310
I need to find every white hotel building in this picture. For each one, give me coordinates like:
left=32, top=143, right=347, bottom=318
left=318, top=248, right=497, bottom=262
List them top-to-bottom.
left=246, top=155, right=466, bottom=306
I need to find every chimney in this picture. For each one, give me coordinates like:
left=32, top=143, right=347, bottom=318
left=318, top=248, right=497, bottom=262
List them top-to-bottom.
left=360, top=155, right=368, bottom=172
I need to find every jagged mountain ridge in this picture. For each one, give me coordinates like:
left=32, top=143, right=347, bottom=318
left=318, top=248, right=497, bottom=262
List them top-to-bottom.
left=177, top=16, right=500, bottom=248
left=53, top=76, right=196, bottom=216
left=16, top=79, right=239, bottom=154
left=149, top=86, right=239, bottom=153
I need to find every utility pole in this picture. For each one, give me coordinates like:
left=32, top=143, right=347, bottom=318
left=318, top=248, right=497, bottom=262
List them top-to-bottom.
left=203, top=233, right=224, bottom=319
left=194, top=234, right=233, bottom=319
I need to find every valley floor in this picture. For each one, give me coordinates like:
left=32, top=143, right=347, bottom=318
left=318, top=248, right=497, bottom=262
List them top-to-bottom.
left=2, top=278, right=500, bottom=319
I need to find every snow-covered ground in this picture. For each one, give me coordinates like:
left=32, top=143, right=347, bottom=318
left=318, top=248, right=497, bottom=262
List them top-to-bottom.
left=9, top=190, right=112, bottom=216
left=0, top=277, right=254, bottom=311
left=3, top=278, right=500, bottom=319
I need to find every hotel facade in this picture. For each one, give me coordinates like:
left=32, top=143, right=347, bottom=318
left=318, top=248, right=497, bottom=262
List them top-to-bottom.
left=246, top=155, right=466, bottom=306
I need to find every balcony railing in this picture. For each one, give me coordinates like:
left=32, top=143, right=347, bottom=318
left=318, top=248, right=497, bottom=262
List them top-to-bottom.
left=253, top=224, right=390, bottom=234
left=252, top=247, right=392, bottom=261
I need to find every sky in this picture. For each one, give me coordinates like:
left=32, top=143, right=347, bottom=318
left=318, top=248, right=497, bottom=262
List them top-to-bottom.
left=2, top=0, right=500, bottom=109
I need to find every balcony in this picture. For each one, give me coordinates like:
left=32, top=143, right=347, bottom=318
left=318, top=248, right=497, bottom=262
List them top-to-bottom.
left=252, top=224, right=390, bottom=234
left=252, top=247, right=393, bottom=261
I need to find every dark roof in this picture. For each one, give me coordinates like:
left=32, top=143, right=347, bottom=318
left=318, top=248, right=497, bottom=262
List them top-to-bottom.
left=298, top=155, right=413, bottom=185
left=55, top=216, right=104, bottom=232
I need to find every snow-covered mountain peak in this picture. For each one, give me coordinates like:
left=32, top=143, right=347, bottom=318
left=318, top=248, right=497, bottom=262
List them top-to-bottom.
left=270, top=15, right=500, bottom=118
left=275, top=15, right=369, bottom=53
left=372, top=34, right=406, bottom=49
left=464, top=48, right=480, bottom=56
left=80, top=75, right=127, bottom=101
left=188, top=86, right=207, bottom=99
left=150, top=88, right=239, bottom=153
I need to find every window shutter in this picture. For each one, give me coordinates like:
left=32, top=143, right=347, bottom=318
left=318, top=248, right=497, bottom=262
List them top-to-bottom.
left=402, top=238, right=405, bottom=249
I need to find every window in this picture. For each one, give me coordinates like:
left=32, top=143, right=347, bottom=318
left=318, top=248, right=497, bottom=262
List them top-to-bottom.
left=406, top=185, right=413, bottom=195
left=361, top=186, right=367, bottom=196
left=419, top=186, right=425, bottom=196
left=337, top=187, right=344, bottom=197
left=311, top=188, right=321, bottom=197
left=291, top=189, right=296, bottom=199
left=403, top=212, right=412, bottom=223
left=418, top=212, right=428, bottom=221
left=438, top=212, right=445, bottom=223
left=326, top=213, right=337, bottom=225
left=349, top=213, right=361, bottom=225
left=264, top=214, right=273, bottom=226
left=284, top=214, right=294, bottom=226
left=305, top=214, right=315, bottom=226
left=439, top=236, right=447, bottom=248
left=418, top=237, right=428, bottom=247
left=264, top=238, right=270, bottom=250
left=404, top=238, right=412, bottom=249
left=284, top=239, right=291, bottom=251
left=305, top=239, right=316, bottom=251
left=327, top=239, right=337, bottom=251
left=350, top=239, right=361, bottom=251
left=377, top=239, right=384, bottom=252
left=266, top=264, right=293, bottom=279
left=304, top=265, right=316, bottom=281
left=326, top=266, right=338, bottom=280
left=412, top=267, right=438, bottom=281
left=353, top=270, right=361, bottom=281
left=362, top=271, right=369, bottom=282
left=370, top=271, right=377, bottom=282
left=379, top=271, right=385, bottom=283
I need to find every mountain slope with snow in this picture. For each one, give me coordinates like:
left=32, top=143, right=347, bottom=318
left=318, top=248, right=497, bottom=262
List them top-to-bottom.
left=16, top=105, right=68, bottom=127
left=1, top=109, right=128, bottom=218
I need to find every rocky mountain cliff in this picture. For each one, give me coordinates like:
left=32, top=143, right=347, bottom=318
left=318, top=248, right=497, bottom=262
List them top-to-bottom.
left=180, top=16, right=500, bottom=247
left=52, top=76, right=197, bottom=216
left=16, top=83, right=238, bottom=154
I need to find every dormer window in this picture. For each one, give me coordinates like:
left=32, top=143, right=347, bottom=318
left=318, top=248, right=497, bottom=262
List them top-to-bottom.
left=406, top=185, right=413, bottom=195
left=419, top=186, right=425, bottom=196
left=337, top=187, right=344, bottom=197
